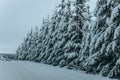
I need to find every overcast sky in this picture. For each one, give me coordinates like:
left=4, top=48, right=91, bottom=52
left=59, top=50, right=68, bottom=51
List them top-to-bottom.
left=0, top=0, right=97, bottom=53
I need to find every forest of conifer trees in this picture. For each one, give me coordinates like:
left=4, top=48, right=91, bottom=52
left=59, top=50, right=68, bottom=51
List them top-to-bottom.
left=16, top=0, right=120, bottom=78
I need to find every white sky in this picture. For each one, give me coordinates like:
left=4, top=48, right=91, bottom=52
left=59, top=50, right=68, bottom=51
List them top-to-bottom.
left=0, top=0, right=97, bottom=53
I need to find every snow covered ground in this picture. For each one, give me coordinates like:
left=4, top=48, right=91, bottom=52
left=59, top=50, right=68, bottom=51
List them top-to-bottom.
left=0, top=61, right=117, bottom=80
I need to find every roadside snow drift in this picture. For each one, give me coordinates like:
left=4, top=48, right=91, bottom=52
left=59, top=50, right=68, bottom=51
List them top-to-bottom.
left=0, top=61, right=117, bottom=80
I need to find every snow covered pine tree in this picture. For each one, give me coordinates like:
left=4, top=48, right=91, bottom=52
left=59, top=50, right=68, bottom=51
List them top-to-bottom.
left=16, top=0, right=120, bottom=79
left=80, top=0, right=120, bottom=78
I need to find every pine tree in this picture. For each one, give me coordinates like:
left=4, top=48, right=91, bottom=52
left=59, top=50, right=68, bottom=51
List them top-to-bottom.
left=16, top=0, right=120, bottom=78
left=16, top=0, right=89, bottom=69
left=79, top=0, right=120, bottom=78
left=16, top=29, right=34, bottom=60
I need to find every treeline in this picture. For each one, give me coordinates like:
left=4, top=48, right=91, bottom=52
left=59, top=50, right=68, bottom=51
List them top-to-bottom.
left=16, top=0, right=120, bottom=78
left=0, top=53, right=16, bottom=60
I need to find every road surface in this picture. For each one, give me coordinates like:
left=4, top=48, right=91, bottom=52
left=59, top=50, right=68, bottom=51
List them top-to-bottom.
left=0, top=61, right=116, bottom=80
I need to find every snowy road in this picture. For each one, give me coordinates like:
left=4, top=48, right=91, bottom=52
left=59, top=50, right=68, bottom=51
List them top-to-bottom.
left=0, top=61, right=116, bottom=80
